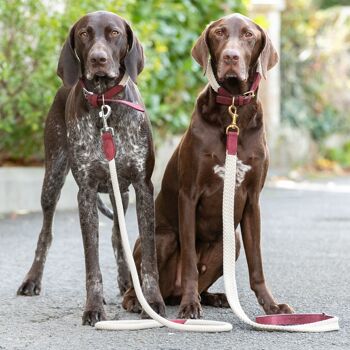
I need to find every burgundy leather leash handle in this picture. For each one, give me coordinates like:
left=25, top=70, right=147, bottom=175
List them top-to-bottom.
left=256, top=313, right=334, bottom=326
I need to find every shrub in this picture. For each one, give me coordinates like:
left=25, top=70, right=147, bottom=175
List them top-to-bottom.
left=0, top=0, right=247, bottom=164
left=281, top=0, right=350, bottom=142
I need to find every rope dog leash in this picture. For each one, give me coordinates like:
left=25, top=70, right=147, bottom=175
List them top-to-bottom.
left=95, top=101, right=339, bottom=332
left=95, top=104, right=232, bottom=332
left=223, top=115, right=339, bottom=332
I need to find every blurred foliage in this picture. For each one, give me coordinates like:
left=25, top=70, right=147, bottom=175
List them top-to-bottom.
left=0, top=0, right=247, bottom=164
left=0, top=0, right=64, bottom=163
left=2, top=0, right=349, bottom=167
left=281, top=0, right=350, bottom=143
left=317, top=0, right=350, bottom=8
left=324, top=142, right=350, bottom=168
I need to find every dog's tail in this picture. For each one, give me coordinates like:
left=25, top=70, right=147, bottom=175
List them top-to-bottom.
left=97, top=195, right=114, bottom=220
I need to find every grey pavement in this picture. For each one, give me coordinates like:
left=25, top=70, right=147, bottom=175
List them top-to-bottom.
left=0, top=185, right=349, bottom=350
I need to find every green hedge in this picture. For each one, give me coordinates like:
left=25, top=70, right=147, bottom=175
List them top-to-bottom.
left=0, top=0, right=247, bottom=164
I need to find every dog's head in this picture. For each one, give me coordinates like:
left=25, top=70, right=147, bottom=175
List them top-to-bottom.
left=57, top=11, right=144, bottom=88
left=192, top=14, right=278, bottom=82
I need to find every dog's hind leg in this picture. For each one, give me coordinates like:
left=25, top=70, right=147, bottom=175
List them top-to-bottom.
left=18, top=88, right=69, bottom=296
left=17, top=155, right=69, bottom=296
left=110, top=191, right=131, bottom=296
left=198, top=231, right=241, bottom=308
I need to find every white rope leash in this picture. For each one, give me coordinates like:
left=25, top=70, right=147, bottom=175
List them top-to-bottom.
left=206, top=58, right=338, bottom=331
left=222, top=151, right=339, bottom=332
left=95, top=158, right=232, bottom=332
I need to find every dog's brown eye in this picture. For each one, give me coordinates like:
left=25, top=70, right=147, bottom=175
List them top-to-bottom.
left=215, top=29, right=224, bottom=36
left=111, top=30, right=119, bottom=37
left=80, top=31, right=88, bottom=38
left=244, top=31, right=253, bottom=38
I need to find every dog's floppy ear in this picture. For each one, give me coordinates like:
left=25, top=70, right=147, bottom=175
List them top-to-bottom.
left=124, top=21, right=144, bottom=83
left=57, top=24, right=81, bottom=87
left=191, top=25, right=210, bottom=73
left=256, top=25, right=278, bottom=79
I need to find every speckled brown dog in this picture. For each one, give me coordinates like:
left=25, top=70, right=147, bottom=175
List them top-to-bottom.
left=17, top=11, right=165, bottom=326
left=123, top=14, right=294, bottom=319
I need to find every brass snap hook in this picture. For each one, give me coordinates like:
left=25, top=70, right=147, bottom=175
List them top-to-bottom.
left=226, top=105, right=239, bottom=135
left=228, top=105, right=238, bottom=125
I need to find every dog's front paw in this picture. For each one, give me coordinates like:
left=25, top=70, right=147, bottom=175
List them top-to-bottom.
left=17, top=279, right=41, bottom=296
left=256, top=287, right=294, bottom=315
left=122, top=288, right=142, bottom=313
left=178, top=300, right=202, bottom=319
left=266, top=303, right=294, bottom=315
left=82, top=308, right=107, bottom=326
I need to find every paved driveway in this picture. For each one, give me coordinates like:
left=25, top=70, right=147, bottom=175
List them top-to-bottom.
left=0, top=185, right=349, bottom=349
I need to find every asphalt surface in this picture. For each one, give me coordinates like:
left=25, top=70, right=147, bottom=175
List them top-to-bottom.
left=0, top=184, right=349, bottom=349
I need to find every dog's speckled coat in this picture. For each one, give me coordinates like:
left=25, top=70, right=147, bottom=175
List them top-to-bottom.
left=17, top=11, right=165, bottom=326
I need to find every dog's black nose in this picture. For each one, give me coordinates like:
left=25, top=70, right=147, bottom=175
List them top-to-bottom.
left=223, top=49, right=240, bottom=63
left=90, top=51, right=108, bottom=65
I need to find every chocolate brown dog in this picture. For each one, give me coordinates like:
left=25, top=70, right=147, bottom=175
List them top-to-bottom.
left=17, top=11, right=165, bottom=325
left=123, top=14, right=293, bottom=319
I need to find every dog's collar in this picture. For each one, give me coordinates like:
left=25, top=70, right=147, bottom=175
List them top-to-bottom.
left=205, top=58, right=261, bottom=107
left=80, top=73, right=145, bottom=112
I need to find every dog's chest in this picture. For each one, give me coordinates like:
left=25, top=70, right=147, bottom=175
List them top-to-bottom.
left=67, top=111, right=148, bottom=179
left=213, top=159, right=251, bottom=187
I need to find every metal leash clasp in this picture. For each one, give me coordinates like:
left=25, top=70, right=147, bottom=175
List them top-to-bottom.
left=99, top=102, right=114, bottom=135
left=226, top=104, right=239, bottom=135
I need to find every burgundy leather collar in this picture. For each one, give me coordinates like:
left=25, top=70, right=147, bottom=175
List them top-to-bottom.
left=216, top=72, right=261, bottom=107
left=80, top=79, right=145, bottom=112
